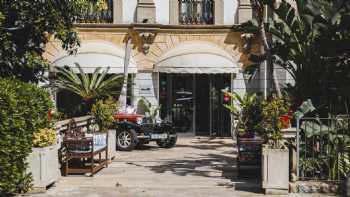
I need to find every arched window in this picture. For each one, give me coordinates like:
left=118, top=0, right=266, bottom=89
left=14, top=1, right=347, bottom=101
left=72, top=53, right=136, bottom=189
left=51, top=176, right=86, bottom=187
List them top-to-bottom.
left=179, top=0, right=214, bottom=25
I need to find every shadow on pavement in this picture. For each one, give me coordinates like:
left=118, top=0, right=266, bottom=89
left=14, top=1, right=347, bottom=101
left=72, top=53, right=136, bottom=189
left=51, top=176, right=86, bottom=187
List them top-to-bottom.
left=127, top=145, right=263, bottom=194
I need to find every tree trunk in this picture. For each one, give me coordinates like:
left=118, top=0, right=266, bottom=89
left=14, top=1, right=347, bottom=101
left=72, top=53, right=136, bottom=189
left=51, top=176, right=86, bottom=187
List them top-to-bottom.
left=256, top=0, right=282, bottom=98
left=119, top=37, right=132, bottom=111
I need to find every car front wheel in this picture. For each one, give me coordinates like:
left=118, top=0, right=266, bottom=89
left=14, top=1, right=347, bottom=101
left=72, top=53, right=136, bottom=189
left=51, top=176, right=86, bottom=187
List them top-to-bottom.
left=116, top=129, right=138, bottom=151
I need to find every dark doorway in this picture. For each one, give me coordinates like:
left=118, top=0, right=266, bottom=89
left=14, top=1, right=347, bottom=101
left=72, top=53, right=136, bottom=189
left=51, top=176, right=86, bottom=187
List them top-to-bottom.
left=159, top=73, right=232, bottom=136
left=195, top=75, right=210, bottom=135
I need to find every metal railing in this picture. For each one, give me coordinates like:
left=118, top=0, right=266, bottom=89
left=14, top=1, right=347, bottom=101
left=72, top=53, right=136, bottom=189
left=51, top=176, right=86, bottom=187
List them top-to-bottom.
left=76, top=0, right=113, bottom=23
left=179, top=0, right=214, bottom=25
left=297, top=117, right=350, bottom=181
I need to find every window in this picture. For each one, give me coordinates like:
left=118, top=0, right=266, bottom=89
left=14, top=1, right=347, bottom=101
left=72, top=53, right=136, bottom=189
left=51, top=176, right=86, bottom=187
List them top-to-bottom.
left=179, top=0, right=214, bottom=25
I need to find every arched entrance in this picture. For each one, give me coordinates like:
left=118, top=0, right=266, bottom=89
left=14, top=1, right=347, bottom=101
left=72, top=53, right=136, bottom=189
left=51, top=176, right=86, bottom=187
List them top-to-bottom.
left=154, top=41, right=240, bottom=136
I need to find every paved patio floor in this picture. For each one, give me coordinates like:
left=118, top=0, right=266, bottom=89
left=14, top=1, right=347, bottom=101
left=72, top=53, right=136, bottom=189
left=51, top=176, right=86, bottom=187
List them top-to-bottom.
left=27, top=135, right=331, bottom=197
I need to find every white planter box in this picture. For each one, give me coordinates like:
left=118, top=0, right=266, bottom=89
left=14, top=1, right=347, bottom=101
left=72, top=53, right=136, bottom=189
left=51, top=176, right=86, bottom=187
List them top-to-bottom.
left=108, top=130, right=117, bottom=160
left=27, top=144, right=60, bottom=189
left=262, top=146, right=289, bottom=195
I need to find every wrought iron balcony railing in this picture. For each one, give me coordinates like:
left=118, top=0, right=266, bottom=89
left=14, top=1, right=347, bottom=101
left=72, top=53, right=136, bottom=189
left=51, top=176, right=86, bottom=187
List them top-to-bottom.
left=76, top=0, right=113, bottom=23
left=179, top=0, right=214, bottom=25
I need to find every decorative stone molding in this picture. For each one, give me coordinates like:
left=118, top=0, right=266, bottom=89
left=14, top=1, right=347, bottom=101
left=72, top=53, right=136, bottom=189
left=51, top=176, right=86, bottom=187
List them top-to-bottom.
left=113, top=0, right=123, bottom=24
left=136, top=0, right=156, bottom=24
left=238, top=0, right=253, bottom=23
left=130, top=24, right=159, bottom=54
left=139, top=32, right=156, bottom=54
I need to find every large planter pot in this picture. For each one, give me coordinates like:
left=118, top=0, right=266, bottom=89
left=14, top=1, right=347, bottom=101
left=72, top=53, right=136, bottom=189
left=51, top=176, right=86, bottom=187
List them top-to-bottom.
left=107, top=129, right=117, bottom=160
left=27, top=144, right=60, bottom=190
left=262, top=145, right=289, bottom=195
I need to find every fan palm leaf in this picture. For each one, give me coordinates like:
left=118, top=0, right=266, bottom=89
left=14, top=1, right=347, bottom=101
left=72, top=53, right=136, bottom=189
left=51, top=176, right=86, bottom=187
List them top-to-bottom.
left=54, top=63, right=123, bottom=101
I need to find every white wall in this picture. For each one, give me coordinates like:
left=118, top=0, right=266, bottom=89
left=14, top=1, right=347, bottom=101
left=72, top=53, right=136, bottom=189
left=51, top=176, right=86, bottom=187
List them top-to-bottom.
left=122, top=0, right=238, bottom=25
left=123, top=0, right=137, bottom=23
left=155, top=0, right=169, bottom=24
left=224, top=0, right=239, bottom=25
left=132, top=73, right=159, bottom=108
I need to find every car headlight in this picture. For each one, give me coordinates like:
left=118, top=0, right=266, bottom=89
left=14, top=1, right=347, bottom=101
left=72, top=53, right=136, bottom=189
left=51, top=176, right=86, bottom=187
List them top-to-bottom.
left=136, top=117, right=143, bottom=125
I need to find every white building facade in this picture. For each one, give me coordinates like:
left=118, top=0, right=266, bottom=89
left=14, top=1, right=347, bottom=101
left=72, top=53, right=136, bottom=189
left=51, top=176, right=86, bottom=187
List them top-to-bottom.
left=44, top=0, right=282, bottom=136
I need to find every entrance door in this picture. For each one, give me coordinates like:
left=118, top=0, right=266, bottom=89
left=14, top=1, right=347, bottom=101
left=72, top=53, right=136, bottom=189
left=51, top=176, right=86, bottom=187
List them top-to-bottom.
left=159, top=73, right=231, bottom=136
left=159, top=74, right=194, bottom=133
left=195, top=74, right=231, bottom=136
left=211, top=74, right=232, bottom=137
left=195, top=75, right=210, bottom=135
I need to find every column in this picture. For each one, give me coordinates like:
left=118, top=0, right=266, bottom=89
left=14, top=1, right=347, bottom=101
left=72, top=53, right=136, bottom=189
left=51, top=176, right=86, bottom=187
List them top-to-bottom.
left=113, top=0, right=123, bottom=24
left=136, top=0, right=156, bottom=23
left=169, top=0, right=179, bottom=25
left=214, top=0, right=224, bottom=25
left=237, top=0, right=253, bottom=23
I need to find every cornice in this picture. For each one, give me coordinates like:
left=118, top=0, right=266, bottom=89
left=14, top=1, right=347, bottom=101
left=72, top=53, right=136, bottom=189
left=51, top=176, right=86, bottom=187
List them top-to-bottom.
left=74, top=23, right=239, bottom=33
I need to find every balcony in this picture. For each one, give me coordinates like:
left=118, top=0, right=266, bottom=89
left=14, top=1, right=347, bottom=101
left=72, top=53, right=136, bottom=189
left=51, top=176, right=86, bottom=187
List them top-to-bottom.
left=76, top=0, right=113, bottom=23
left=179, top=0, right=214, bottom=25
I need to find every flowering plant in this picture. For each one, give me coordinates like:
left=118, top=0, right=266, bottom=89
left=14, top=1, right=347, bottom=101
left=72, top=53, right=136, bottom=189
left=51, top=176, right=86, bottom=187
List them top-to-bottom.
left=32, top=128, right=57, bottom=148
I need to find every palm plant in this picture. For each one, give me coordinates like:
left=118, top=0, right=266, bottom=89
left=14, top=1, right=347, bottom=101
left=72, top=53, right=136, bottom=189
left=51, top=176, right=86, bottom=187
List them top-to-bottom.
left=55, top=63, right=123, bottom=102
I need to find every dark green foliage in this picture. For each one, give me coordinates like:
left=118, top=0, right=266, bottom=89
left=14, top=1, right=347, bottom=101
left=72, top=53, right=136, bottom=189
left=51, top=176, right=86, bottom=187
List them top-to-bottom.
left=0, top=0, right=86, bottom=82
left=234, top=0, right=350, bottom=115
left=0, top=78, right=53, bottom=194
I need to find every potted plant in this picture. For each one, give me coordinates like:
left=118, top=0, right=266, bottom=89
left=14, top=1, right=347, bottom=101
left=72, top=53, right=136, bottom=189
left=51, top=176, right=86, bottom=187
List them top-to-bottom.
left=223, top=91, right=262, bottom=137
left=137, top=96, right=161, bottom=124
left=258, top=96, right=290, bottom=195
left=91, top=97, right=119, bottom=160
left=27, top=128, right=60, bottom=191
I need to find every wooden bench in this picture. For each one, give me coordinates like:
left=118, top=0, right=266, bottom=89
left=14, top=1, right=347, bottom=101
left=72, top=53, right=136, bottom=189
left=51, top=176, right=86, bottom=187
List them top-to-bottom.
left=61, top=118, right=108, bottom=176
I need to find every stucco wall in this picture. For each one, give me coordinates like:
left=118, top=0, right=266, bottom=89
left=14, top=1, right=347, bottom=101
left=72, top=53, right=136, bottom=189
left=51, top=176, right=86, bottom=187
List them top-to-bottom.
left=123, top=0, right=137, bottom=23
left=155, top=0, right=170, bottom=24
left=224, top=0, right=239, bottom=24
left=133, top=72, right=159, bottom=107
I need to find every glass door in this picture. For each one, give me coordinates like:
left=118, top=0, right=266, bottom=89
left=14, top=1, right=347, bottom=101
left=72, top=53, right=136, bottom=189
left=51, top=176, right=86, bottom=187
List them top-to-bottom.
left=159, top=73, right=194, bottom=133
left=160, top=73, right=231, bottom=136
left=210, top=74, right=232, bottom=137
left=195, top=75, right=210, bottom=135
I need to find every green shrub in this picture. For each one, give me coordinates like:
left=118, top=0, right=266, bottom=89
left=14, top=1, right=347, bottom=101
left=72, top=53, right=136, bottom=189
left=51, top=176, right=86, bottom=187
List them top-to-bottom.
left=0, top=78, right=53, bottom=195
left=258, top=96, right=290, bottom=149
left=91, top=97, right=118, bottom=132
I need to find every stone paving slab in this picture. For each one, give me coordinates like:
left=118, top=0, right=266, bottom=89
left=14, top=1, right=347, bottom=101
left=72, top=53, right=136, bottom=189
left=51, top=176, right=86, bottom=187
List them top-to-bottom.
left=25, top=136, right=334, bottom=197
